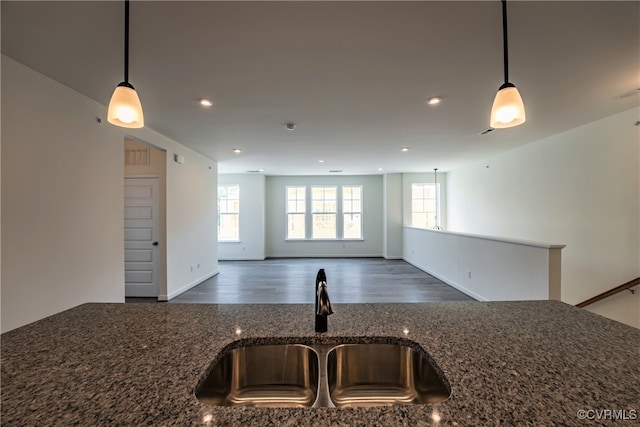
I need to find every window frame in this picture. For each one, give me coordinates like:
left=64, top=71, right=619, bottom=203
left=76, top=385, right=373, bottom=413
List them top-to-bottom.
left=411, top=182, right=440, bottom=229
left=285, top=184, right=364, bottom=241
left=217, top=185, right=240, bottom=242
left=286, top=185, right=307, bottom=240
left=311, top=185, right=337, bottom=239
left=342, top=185, right=363, bottom=240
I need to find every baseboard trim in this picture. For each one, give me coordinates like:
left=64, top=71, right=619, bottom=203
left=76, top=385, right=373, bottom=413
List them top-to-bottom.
left=265, top=254, right=383, bottom=259
left=402, top=257, right=486, bottom=301
left=159, top=271, right=219, bottom=301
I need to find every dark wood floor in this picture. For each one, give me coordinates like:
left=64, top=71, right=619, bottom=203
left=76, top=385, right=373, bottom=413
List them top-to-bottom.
left=127, top=258, right=473, bottom=304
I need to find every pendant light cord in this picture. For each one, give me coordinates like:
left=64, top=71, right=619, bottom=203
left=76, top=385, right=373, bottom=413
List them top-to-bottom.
left=124, top=0, right=130, bottom=84
left=501, top=0, right=509, bottom=85
left=433, top=168, right=442, bottom=230
left=434, top=168, right=438, bottom=227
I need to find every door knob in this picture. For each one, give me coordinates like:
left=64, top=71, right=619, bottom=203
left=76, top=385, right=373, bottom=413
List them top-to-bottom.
left=152, top=241, right=159, bottom=246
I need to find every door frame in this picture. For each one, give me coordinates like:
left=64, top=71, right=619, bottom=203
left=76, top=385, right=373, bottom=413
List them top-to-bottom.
left=123, top=137, right=167, bottom=301
left=124, top=176, right=161, bottom=297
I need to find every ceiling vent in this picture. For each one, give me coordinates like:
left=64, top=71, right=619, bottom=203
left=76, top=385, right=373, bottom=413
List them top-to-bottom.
left=125, top=146, right=150, bottom=166
left=329, top=170, right=343, bottom=173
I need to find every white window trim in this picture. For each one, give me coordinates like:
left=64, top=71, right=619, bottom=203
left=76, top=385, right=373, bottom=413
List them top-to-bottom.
left=410, top=182, right=440, bottom=230
left=218, top=184, right=240, bottom=242
left=285, top=184, right=364, bottom=241
left=286, top=185, right=307, bottom=240
left=311, top=185, right=337, bottom=240
left=342, top=185, right=363, bottom=240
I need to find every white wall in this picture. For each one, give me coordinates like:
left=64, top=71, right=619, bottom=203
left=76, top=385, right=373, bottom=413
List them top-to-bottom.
left=1, top=56, right=217, bottom=331
left=2, top=56, right=124, bottom=332
left=447, top=107, right=640, bottom=328
left=133, top=128, right=218, bottom=301
left=383, top=173, right=403, bottom=259
left=218, top=174, right=266, bottom=260
left=265, top=175, right=383, bottom=257
left=403, top=227, right=563, bottom=301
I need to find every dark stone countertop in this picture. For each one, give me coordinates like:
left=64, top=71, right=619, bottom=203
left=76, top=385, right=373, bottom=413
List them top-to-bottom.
left=1, top=301, right=639, bottom=426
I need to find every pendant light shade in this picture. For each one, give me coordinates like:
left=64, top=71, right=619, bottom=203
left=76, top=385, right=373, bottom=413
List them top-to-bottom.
left=108, top=0, right=144, bottom=128
left=490, top=0, right=525, bottom=129
left=108, top=83, right=144, bottom=128
left=490, top=83, right=525, bottom=128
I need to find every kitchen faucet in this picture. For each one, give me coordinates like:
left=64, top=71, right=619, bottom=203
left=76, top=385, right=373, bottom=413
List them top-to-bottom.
left=315, top=269, right=333, bottom=332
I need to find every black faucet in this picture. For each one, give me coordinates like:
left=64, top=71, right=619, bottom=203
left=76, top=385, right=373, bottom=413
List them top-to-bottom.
left=315, top=269, right=333, bottom=333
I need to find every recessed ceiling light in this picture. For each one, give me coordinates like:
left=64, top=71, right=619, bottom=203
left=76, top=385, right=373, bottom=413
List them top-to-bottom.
left=427, top=96, right=442, bottom=105
left=199, top=98, right=213, bottom=107
left=285, top=123, right=296, bottom=131
left=401, top=147, right=410, bottom=152
left=232, top=148, right=242, bottom=154
left=318, top=159, right=325, bottom=163
left=378, top=167, right=384, bottom=171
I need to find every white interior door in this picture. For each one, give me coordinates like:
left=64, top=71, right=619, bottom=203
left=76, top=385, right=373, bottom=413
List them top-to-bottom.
left=124, top=177, right=159, bottom=297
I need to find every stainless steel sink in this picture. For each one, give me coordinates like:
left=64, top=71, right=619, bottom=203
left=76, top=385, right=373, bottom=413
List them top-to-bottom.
left=195, top=341, right=449, bottom=408
left=326, top=343, right=450, bottom=407
left=195, top=344, right=319, bottom=408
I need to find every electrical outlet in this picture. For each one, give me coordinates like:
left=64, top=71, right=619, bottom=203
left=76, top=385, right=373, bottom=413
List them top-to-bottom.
left=190, top=265, right=194, bottom=272
left=468, top=271, right=472, bottom=279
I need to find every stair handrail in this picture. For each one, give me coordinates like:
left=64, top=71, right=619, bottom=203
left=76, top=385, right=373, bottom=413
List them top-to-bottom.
left=576, top=277, right=640, bottom=308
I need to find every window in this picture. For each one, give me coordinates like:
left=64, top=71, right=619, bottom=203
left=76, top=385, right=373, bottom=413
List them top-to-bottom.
left=411, top=183, right=439, bottom=229
left=286, top=184, right=363, bottom=240
left=218, top=185, right=239, bottom=241
left=342, top=185, right=362, bottom=239
left=287, top=186, right=306, bottom=239
left=312, top=186, right=337, bottom=239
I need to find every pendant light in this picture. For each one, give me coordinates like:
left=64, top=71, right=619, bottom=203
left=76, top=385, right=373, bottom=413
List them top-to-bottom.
left=108, top=0, right=144, bottom=128
left=490, top=0, right=525, bottom=129
left=432, top=168, right=443, bottom=230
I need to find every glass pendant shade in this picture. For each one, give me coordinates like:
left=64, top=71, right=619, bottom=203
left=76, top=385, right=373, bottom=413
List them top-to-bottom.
left=108, top=0, right=144, bottom=129
left=108, top=83, right=144, bottom=128
left=490, top=83, right=525, bottom=128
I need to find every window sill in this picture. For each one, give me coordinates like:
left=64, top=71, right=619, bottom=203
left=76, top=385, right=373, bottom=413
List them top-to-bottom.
left=285, top=238, right=365, bottom=242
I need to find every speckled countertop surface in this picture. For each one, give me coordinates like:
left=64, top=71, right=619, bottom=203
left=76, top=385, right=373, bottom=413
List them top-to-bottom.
left=2, top=301, right=639, bottom=426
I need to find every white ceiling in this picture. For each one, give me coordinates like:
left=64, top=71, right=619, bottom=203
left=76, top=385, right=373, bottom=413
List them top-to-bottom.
left=2, top=1, right=638, bottom=175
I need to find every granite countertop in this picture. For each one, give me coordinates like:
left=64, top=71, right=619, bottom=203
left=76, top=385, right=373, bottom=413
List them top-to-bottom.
left=1, top=301, right=639, bottom=426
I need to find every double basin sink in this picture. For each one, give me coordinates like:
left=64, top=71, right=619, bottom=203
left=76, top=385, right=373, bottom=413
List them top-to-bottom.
left=195, top=340, right=450, bottom=408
